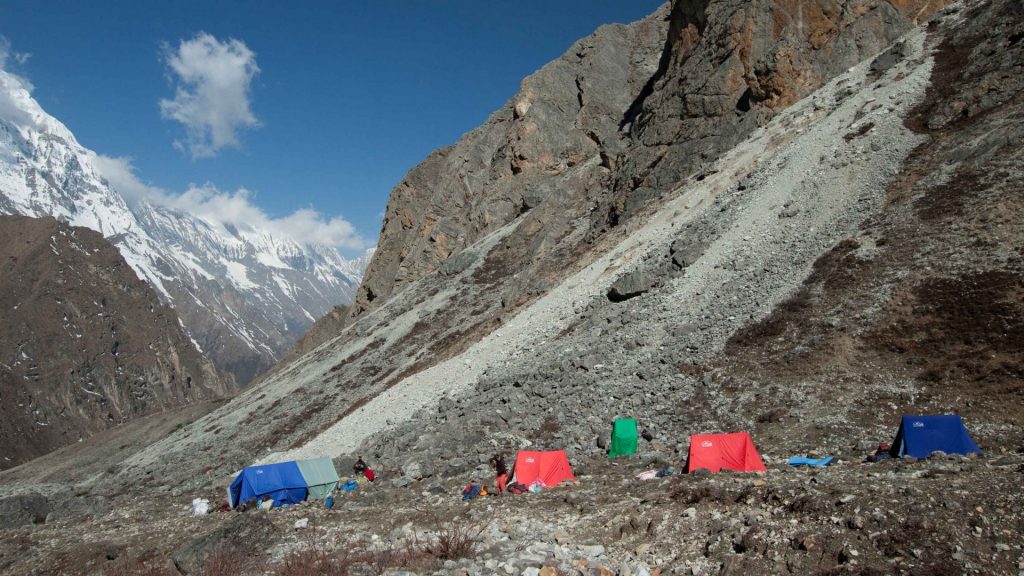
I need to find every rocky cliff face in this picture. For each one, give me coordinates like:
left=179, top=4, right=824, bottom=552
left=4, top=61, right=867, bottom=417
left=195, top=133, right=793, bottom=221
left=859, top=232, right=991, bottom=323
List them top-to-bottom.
left=112, top=0, right=954, bottom=486
left=356, top=0, right=937, bottom=320
left=599, top=0, right=937, bottom=227
left=354, top=6, right=670, bottom=313
left=0, top=215, right=229, bottom=469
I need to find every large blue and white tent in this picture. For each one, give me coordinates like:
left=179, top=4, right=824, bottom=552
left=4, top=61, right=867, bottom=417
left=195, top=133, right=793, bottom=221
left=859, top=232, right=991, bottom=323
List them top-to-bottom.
left=228, top=457, right=339, bottom=508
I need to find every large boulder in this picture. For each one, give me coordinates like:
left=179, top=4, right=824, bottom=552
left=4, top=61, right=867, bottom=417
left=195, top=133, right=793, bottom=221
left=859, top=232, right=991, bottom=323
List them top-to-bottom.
left=607, top=270, right=657, bottom=302
left=401, top=459, right=435, bottom=481
left=0, top=493, right=49, bottom=529
left=172, top=513, right=276, bottom=575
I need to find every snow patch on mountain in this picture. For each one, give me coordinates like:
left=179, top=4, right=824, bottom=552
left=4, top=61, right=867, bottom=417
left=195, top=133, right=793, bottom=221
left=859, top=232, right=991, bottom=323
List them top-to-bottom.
left=222, top=260, right=257, bottom=291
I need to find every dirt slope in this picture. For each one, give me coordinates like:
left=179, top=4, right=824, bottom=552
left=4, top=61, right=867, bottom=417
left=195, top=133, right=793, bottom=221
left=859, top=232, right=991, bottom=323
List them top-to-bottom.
left=0, top=215, right=230, bottom=470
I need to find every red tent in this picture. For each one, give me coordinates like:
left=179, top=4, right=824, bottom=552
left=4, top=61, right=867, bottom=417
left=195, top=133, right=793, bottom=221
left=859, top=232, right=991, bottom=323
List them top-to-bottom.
left=687, top=432, right=766, bottom=473
left=512, top=450, right=576, bottom=488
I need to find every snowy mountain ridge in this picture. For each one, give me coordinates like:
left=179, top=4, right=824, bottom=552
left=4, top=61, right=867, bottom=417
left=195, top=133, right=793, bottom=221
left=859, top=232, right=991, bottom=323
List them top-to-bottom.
left=0, top=68, right=369, bottom=384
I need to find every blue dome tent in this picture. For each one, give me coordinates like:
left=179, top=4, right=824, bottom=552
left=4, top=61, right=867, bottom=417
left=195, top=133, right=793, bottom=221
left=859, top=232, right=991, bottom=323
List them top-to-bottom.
left=890, top=415, right=981, bottom=458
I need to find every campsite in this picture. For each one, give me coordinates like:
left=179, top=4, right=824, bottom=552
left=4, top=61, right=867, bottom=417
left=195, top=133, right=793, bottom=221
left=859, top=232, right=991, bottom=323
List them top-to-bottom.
left=1, top=0, right=1023, bottom=573
left=4, top=411, right=1020, bottom=575
left=4, top=416, right=1021, bottom=575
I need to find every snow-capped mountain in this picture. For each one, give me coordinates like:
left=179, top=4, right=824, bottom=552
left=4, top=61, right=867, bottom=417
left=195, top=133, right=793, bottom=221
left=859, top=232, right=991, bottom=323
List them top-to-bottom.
left=0, top=68, right=368, bottom=385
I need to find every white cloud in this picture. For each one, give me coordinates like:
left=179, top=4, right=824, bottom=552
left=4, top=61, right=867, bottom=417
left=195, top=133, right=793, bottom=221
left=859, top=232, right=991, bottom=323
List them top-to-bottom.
left=160, top=32, right=260, bottom=159
left=0, top=36, right=37, bottom=128
left=0, top=37, right=12, bottom=69
left=0, top=38, right=31, bottom=70
left=91, top=154, right=164, bottom=202
left=93, top=154, right=369, bottom=251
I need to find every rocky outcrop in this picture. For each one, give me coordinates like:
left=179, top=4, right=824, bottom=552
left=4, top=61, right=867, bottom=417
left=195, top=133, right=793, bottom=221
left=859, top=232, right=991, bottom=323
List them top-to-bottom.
left=356, top=0, right=941, bottom=321
left=600, top=0, right=940, bottom=227
left=354, top=6, right=670, bottom=314
left=0, top=215, right=231, bottom=469
left=277, top=304, right=351, bottom=368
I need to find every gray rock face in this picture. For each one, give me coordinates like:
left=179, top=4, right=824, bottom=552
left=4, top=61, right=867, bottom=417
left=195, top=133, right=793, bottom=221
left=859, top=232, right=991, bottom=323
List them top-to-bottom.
left=355, top=0, right=935, bottom=327
left=597, top=0, right=929, bottom=230
left=355, top=6, right=671, bottom=315
left=670, top=240, right=707, bottom=269
left=607, top=270, right=657, bottom=302
left=401, top=458, right=434, bottom=481
left=0, top=493, right=48, bottom=529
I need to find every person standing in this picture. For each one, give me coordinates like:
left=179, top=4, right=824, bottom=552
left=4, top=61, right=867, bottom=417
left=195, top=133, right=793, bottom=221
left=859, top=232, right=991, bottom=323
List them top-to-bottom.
left=490, top=454, right=509, bottom=494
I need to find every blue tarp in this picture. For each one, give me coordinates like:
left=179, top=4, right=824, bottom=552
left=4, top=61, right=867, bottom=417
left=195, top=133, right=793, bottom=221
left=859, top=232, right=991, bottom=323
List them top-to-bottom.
left=890, top=415, right=981, bottom=458
left=787, top=456, right=833, bottom=467
left=229, top=461, right=309, bottom=508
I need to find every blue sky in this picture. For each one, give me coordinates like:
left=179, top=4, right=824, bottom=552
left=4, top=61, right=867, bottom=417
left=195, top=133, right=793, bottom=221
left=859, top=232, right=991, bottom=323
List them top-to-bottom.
left=1, top=1, right=664, bottom=255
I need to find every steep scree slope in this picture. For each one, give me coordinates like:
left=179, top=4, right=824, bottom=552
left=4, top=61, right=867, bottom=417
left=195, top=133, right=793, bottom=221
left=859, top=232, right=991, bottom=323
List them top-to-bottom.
left=110, top=0, right=952, bottom=488
left=2, top=1, right=1024, bottom=574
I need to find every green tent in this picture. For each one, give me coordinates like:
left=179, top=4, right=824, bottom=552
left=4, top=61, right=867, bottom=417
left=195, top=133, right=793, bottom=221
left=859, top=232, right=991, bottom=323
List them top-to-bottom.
left=608, top=418, right=638, bottom=458
left=295, top=457, right=340, bottom=501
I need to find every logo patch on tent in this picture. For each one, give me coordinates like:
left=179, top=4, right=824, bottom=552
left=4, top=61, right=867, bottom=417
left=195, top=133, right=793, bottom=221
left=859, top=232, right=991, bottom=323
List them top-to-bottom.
left=912, top=421, right=925, bottom=428
left=701, top=441, right=713, bottom=448
left=525, top=457, right=535, bottom=463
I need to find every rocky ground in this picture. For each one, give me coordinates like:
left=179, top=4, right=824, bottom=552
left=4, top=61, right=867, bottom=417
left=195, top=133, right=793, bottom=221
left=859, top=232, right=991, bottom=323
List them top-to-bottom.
left=1, top=0, right=1023, bottom=574
left=1, top=450, right=1022, bottom=575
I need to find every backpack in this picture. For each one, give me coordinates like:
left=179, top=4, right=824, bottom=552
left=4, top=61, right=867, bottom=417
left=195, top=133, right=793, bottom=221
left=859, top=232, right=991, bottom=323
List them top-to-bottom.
left=507, top=483, right=527, bottom=494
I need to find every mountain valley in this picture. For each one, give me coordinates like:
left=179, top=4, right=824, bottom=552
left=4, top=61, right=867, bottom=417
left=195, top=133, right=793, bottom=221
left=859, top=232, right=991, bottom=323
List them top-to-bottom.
left=0, top=0, right=1022, bottom=574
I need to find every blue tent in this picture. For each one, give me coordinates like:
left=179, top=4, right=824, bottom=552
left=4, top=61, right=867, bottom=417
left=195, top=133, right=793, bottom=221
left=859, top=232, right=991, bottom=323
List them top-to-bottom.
left=890, top=415, right=981, bottom=458
left=229, top=459, right=339, bottom=508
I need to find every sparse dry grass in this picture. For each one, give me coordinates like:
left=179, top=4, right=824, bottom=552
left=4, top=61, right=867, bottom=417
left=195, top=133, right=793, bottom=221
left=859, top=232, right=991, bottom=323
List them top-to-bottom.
left=420, top=507, right=487, bottom=562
